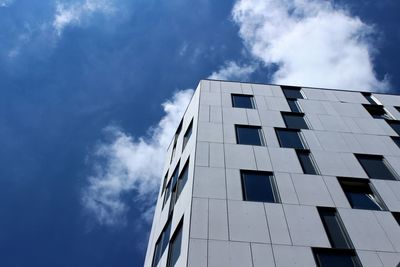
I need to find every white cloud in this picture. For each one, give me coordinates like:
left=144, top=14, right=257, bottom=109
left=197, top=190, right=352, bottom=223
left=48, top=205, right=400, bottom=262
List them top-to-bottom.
left=0, top=0, right=14, bottom=7
left=53, top=0, right=115, bottom=36
left=232, top=0, right=390, bottom=91
left=208, top=61, right=256, bottom=81
left=82, top=89, right=193, bottom=226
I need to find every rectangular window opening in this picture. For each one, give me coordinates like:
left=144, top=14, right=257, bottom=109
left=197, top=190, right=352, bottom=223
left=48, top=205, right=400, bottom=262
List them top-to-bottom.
left=281, top=85, right=304, bottom=99
left=362, top=92, right=379, bottom=105
left=232, top=94, right=255, bottom=109
left=287, top=98, right=302, bottom=113
left=363, top=104, right=393, bottom=120
left=282, top=112, right=309, bottom=129
left=182, top=119, right=193, bottom=151
left=387, top=120, right=400, bottom=135
left=235, top=125, right=265, bottom=146
left=275, top=128, right=306, bottom=149
left=392, top=137, right=400, bottom=148
left=296, top=149, right=319, bottom=175
left=356, top=154, right=397, bottom=180
left=241, top=170, right=279, bottom=203
left=338, top=178, right=386, bottom=211
left=318, top=207, right=352, bottom=249
left=152, top=217, right=172, bottom=267
left=166, top=218, right=184, bottom=267
left=312, top=248, right=361, bottom=267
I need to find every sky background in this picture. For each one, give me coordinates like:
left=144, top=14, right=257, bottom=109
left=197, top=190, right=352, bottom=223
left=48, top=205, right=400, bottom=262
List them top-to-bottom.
left=0, top=0, right=400, bottom=266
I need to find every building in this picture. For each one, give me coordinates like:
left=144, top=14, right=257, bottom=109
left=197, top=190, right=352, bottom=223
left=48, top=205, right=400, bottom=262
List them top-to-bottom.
left=144, top=80, right=400, bottom=267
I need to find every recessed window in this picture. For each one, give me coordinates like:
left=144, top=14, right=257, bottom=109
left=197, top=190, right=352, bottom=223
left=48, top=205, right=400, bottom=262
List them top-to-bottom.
left=282, top=86, right=304, bottom=99
left=362, top=92, right=379, bottom=105
left=232, top=94, right=255, bottom=109
left=287, top=99, right=302, bottom=112
left=363, top=104, right=393, bottom=120
left=395, top=106, right=400, bottom=112
left=282, top=112, right=309, bottom=129
left=182, top=119, right=193, bottom=151
left=170, top=120, right=183, bottom=163
left=387, top=120, right=400, bottom=135
left=235, top=125, right=265, bottom=146
left=276, top=128, right=306, bottom=149
left=392, top=137, right=400, bottom=148
left=296, top=150, right=318, bottom=175
left=356, top=154, right=397, bottom=180
left=176, top=160, right=189, bottom=200
left=163, top=164, right=179, bottom=210
left=241, top=170, right=279, bottom=203
left=161, top=172, right=168, bottom=195
left=338, top=178, right=386, bottom=211
left=318, top=207, right=352, bottom=249
left=393, top=212, right=400, bottom=225
left=152, top=217, right=172, bottom=267
left=166, top=219, right=184, bottom=267
left=312, top=248, right=361, bottom=267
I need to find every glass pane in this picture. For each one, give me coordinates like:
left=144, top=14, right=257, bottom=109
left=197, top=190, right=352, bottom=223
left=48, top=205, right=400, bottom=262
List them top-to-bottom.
left=282, top=86, right=303, bottom=99
left=362, top=93, right=377, bottom=105
left=232, top=94, right=254, bottom=109
left=287, top=99, right=301, bottom=112
left=364, top=105, right=392, bottom=119
left=283, top=113, right=309, bottom=129
left=183, top=121, right=193, bottom=151
left=388, top=121, right=400, bottom=135
left=236, top=126, right=263, bottom=146
left=276, top=129, right=305, bottom=149
left=392, top=137, right=400, bottom=148
left=297, top=151, right=317, bottom=174
left=357, top=155, right=397, bottom=180
left=177, top=163, right=189, bottom=199
left=242, top=171, right=276, bottom=202
left=163, top=181, right=171, bottom=208
left=345, top=191, right=383, bottom=210
left=319, top=209, right=351, bottom=249
left=393, top=212, right=400, bottom=225
left=161, top=219, right=171, bottom=254
left=167, top=223, right=183, bottom=267
left=152, top=239, right=161, bottom=267
left=315, top=250, right=359, bottom=267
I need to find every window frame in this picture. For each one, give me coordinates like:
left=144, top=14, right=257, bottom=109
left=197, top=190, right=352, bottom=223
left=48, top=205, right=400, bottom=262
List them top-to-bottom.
left=281, top=85, right=304, bottom=99
left=231, top=94, right=255, bottom=109
left=287, top=98, right=302, bottom=113
left=363, top=104, right=393, bottom=120
left=281, top=112, right=310, bottom=129
left=182, top=119, right=193, bottom=152
left=235, top=125, right=266, bottom=146
left=275, top=128, right=307, bottom=149
left=296, top=149, right=319, bottom=175
left=355, top=154, right=398, bottom=180
left=240, top=170, right=280, bottom=203
left=318, top=207, right=353, bottom=249
left=166, top=218, right=184, bottom=267
left=312, top=248, right=362, bottom=267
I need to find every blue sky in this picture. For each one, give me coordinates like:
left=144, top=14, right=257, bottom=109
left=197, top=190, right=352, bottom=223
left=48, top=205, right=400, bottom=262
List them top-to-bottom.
left=0, top=0, right=399, bottom=266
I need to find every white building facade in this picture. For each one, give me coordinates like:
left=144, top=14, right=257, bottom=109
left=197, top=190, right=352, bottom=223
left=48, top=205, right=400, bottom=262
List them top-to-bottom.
left=144, top=80, right=400, bottom=267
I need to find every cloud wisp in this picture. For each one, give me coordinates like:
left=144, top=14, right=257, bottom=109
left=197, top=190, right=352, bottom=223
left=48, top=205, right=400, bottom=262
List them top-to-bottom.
left=53, top=0, right=115, bottom=36
left=232, top=0, right=390, bottom=91
left=208, top=61, right=256, bottom=81
left=82, top=89, right=193, bottom=227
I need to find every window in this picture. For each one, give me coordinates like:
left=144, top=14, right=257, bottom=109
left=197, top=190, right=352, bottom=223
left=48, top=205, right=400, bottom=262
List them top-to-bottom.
left=281, top=85, right=304, bottom=99
left=362, top=92, right=379, bottom=105
left=232, top=94, right=255, bottom=109
left=287, top=99, right=302, bottom=112
left=363, top=104, right=393, bottom=120
left=396, top=106, right=400, bottom=113
left=282, top=112, right=309, bottom=129
left=170, top=120, right=183, bottom=163
left=182, top=120, right=193, bottom=151
left=387, top=120, right=400, bottom=135
left=235, top=125, right=265, bottom=146
left=275, top=128, right=306, bottom=149
left=392, top=137, right=400, bottom=148
left=296, top=150, right=318, bottom=175
left=356, top=154, right=397, bottom=180
left=169, top=159, right=189, bottom=213
left=163, top=164, right=179, bottom=209
left=241, top=170, right=279, bottom=203
left=161, top=172, right=168, bottom=195
left=338, top=178, right=386, bottom=211
left=318, top=207, right=352, bottom=249
left=393, top=212, right=400, bottom=225
left=152, top=218, right=172, bottom=267
left=166, top=219, right=183, bottom=267
left=312, top=248, right=361, bottom=267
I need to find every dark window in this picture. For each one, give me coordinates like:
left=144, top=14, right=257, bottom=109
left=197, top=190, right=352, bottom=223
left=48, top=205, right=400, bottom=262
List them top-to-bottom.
left=282, top=86, right=303, bottom=99
left=362, top=92, right=378, bottom=105
left=232, top=94, right=255, bottom=109
left=287, top=99, right=302, bottom=112
left=363, top=104, right=393, bottom=120
left=396, top=106, right=400, bottom=113
left=282, top=112, right=309, bottom=129
left=170, top=120, right=183, bottom=163
left=182, top=120, right=193, bottom=151
left=388, top=120, right=400, bottom=135
left=235, top=125, right=265, bottom=146
left=276, top=128, right=306, bottom=149
left=392, top=137, right=400, bottom=148
left=297, top=150, right=318, bottom=175
left=356, top=154, right=397, bottom=180
left=177, top=160, right=189, bottom=200
left=163, top=164, right=180, bottom=210
left=241, top=170, right=279, bottom=203
left=161, top=172, right=168, bottom=195
left=339, top=178, right=386, bottom=211
left=162, top=180, right=172, bottom=209
left=318, top=208, right=352, bottom=249
left=393, top=212, right=400, bottom=225
left=152, top=218, right=172, bottom=267
left=166, top=219, right=183, bottom=267
left=313, top=248, right=361, bottom=267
